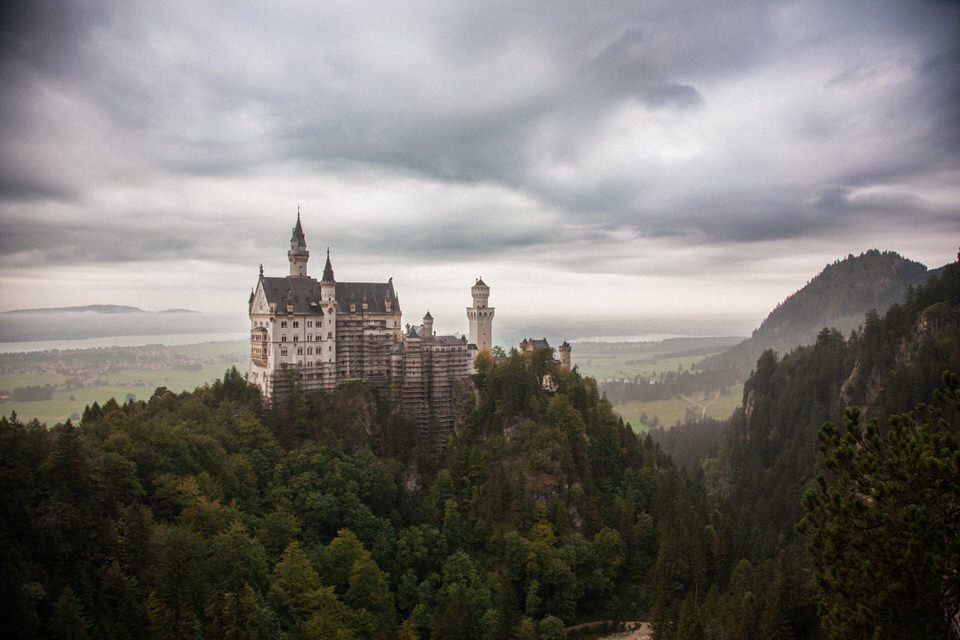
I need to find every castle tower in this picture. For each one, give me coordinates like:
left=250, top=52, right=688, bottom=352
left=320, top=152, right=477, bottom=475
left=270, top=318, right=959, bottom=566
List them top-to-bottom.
left=288, top=211, right=309, bottom=277
left=320, top=248, right=336, bottom=300
left=467, top=278, right=494, bottom=350
left=423, top=310, right=434, bottom=336
left=558, top=341, right=572, bottom=370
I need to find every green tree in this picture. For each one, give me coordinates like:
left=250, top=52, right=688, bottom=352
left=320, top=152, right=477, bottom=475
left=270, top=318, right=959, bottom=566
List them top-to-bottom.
left=798, top=373, right=960, bottom=639
left=431, top=551, right=494, bottom=640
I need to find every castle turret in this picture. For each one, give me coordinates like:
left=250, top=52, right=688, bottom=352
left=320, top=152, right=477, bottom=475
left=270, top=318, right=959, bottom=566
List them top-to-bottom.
left=288, top=211, right=309, bottom=277
left=320, top=248, right=336, bottom=302
left=467, top=278, right=494, bottom=350
left=422, top=310, right=434, bottom=336
left=558, top=341, right=571, bottom=370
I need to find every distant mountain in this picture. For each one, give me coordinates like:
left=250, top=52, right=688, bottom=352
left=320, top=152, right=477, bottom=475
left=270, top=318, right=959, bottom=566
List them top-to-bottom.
left=700, top=250, right=934, bottom=376
left=3, top=304, right=147, bottom=314
left=158, top=308, right=199, bottom=314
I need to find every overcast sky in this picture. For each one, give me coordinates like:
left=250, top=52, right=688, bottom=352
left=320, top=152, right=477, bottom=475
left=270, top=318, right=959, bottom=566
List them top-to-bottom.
left=1, top=0, right=958, bottom=338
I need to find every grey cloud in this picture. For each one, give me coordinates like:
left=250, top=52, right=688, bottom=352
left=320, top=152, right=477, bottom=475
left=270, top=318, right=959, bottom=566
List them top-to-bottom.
left=0, top=0, right=957, bottom=280
left=0, top=213, right=257, bottom=266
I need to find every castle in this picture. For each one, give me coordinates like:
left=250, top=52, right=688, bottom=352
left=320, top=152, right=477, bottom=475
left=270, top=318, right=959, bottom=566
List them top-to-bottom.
left=248, top=213, right=568, bottom=443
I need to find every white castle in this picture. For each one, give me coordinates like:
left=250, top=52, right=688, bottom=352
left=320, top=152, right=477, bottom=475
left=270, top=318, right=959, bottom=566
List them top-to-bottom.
left=248, top=213, right=568, bottom=442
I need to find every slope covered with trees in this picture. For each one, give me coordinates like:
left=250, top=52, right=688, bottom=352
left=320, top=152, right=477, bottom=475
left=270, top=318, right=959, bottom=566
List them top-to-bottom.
left=701, top=250, right=933, bottom=378
left=4, top=253, right=957, bottom=639
left=654, top=255, right=960, bottom=637
left=3, top=344, right=755, bottom=639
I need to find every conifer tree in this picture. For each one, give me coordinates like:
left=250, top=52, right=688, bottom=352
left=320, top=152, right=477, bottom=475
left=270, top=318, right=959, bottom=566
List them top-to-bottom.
left=798, top=372, right=960, bottom=639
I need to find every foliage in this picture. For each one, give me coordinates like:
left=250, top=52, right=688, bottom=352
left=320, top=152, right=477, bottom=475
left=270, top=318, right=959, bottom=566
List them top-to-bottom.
left=701, top=250, right=932, bottom=377
left=3, top=256, right=957, bottom=639
left=0, top=351, right=723, bottom=639
left=798, top=373, right=960, bottom=639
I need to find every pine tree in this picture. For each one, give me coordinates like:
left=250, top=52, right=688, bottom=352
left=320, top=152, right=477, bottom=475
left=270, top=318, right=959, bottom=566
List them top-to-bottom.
left=798, top=372, right=960, bottom=639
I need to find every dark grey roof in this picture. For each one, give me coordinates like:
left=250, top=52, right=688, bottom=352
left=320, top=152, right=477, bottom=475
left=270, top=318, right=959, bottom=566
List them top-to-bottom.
left=291, top=213, right=306, bottom=247
left=322, top=249, right=334, bottom=282
left=259, top=276, right=400, bottom=315
left=260, top=276, right=323, bottom=314
left=474, top=278, right=487, bottom=287
left=336, top=281, right=399, bottom=314
left=423, top=310, right=433, bottom=319
left=424, top=335, right=468, bottom=346
left=521, top=337, right=551, bottom=350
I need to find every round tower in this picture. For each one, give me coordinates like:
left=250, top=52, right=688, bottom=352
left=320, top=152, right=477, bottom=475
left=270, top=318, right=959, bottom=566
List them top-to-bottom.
left=288, top=211, right=309, bottom=277
left=466, top=278, right=495, bottom=350
left=471, top=278, right=490, bottom=308
left=423, top=310, right=434, bottom=336
left=558, top=341, right=572, bottom=370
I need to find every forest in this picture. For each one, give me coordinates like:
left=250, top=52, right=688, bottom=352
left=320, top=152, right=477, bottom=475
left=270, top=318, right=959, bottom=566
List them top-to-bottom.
left=2, top=259, right=959, bottom=639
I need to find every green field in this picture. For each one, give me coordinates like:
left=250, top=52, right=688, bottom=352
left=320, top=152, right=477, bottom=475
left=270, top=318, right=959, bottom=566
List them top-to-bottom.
left=571, top=336, right=742, bottom=381
left=571, top=337, right=744, bottom=430
left=0, top=341, right=246, bottom=426
left=614, top=384, right=743, bottom=432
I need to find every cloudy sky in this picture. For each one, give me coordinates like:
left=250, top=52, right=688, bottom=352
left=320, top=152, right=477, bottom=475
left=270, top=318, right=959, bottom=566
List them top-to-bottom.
left=1, top=0, right=958, bottom=338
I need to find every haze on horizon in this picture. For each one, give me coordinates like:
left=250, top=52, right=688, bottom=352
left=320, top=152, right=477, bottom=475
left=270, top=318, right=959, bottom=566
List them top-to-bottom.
left=1, top=1, right=958, bottom=339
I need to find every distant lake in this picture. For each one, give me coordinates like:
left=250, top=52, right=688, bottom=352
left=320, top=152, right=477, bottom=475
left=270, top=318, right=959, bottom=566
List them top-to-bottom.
left=0, top=332, right=248, bottom=353
left=569, top=333, right=694, bottom=343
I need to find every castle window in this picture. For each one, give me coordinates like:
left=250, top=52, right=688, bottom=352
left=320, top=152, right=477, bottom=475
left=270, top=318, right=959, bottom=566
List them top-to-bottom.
left=281, top=321, right=287, bottom=328
left=293, top=321, right=299, bottom=328
left=307, top=321, right=313, bottom=327
left=307, top=334, right=312, bottom=342
left=281, top=335, right=287, bottom=342
left=293, top=335, right=298, bottom=342
left=297, top=347, right=303, bottom=355
left=306, top=347, right=313, bottom=355
left=280, top=348, right=287, bottom=356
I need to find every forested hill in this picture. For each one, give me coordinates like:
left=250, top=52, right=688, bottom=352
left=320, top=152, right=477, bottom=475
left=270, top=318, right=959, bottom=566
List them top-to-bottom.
left=700, top=250, right=932, bottom=377
left=646, top=256, right=960, bottom=636
left=660, top=256, right=960, bottom=537
left=3, top=344, right=769, bottom=639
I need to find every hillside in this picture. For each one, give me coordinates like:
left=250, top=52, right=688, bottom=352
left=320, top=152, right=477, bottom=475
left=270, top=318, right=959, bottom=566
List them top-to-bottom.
left=700, top=250, right=932, bottom=377
left=649, top=256, right=960, bottom=636
left=661, top=256, right=960, bottom=534
left=4, top=259, right=957, bottom=639
left=2, top=346, right=750, bottom=638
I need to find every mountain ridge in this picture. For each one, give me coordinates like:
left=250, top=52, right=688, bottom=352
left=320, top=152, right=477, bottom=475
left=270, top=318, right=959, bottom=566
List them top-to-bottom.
left=700, top=249, right=937, bottom=376
left=3, top=304, right=199, bottom=314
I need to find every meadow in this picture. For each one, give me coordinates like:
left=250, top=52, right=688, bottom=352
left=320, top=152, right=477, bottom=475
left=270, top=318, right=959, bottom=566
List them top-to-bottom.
left=571, top=336, right=744, bottom=431
left=0, top=340, right=246, bottom=425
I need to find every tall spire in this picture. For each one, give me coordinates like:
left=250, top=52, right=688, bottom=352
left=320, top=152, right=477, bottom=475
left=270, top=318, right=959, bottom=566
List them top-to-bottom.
left=291, top=208, right=306, bottom=248
left=288, top=209, right=309, bottom=277
left=322, top=247, right=335, bottom=282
